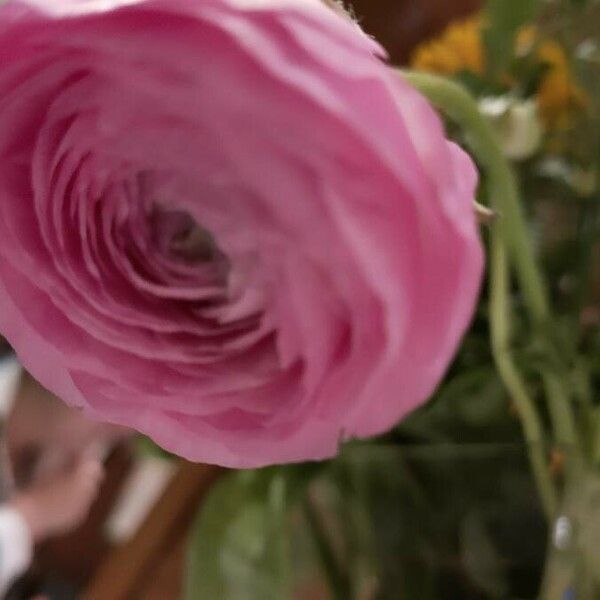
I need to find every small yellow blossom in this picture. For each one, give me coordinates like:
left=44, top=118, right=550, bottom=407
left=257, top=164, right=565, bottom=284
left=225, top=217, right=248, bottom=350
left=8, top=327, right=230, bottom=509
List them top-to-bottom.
left=410, top=15, right=586, bottom=132
left=411, top=16, right=485, bottom=76
left=536, top=41, right=588, bottom=130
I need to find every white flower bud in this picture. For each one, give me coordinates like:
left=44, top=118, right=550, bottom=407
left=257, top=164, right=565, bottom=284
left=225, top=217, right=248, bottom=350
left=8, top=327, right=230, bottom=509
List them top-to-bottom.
left=479, top=96, right=544, bottom=161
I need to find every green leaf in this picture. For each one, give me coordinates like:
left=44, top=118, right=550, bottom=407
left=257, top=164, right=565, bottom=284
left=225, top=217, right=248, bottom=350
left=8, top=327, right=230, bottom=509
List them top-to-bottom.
left=483, top=0, right=540, bottom=77
left=185, top=463, right=324, bottom=600
left=185, top=470, right=291, bottom=600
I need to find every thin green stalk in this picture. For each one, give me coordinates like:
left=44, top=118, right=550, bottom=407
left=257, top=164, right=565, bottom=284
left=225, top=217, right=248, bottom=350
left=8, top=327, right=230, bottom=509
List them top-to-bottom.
left=401, top=71, right=563, bottom=516
left=401, top=72, right=549, bottom=323
left=400, top=74, right=577, bottom=452
left=489, top=228, right=558, bottom=517
left=572, top=359, right=593, bottom=410
left=542, top=372, right=578, bottom=450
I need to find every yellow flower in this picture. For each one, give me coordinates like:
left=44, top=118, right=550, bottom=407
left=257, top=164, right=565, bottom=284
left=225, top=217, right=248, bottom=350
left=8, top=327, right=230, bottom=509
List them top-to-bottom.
left=410, top=15, right=586, bottom=132
left=411, top=16, right=485, bottom=77
left=535, top=40, right=588, bottom=130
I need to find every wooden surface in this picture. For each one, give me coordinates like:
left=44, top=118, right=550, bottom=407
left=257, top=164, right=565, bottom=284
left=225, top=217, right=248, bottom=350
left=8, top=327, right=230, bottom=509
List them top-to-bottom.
left=84, top=461, right=221, bottom=600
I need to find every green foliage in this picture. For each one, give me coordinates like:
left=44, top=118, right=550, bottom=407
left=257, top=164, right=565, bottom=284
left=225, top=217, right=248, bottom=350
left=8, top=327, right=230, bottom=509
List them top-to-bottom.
left=483, top=0, right=540, bottom=77
left=186, top=444, right=547, bottom=599
left=185, top=464, right=323, bottom=600
left=185, top=469, right=292, bottom=600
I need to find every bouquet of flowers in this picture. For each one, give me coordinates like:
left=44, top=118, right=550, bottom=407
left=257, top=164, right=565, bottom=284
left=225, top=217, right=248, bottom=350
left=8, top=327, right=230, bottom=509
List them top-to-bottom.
left=0, top=0, right=598, bottom=597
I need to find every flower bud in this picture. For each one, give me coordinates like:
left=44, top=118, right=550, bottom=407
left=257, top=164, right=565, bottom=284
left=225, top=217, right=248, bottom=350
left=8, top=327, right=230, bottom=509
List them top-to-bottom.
left=479, top=96, right=544, bottom=161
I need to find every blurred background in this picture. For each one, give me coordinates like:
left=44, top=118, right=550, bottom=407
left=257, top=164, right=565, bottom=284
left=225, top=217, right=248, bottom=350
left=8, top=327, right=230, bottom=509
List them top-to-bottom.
left=3, top=0, right=600, bottom=598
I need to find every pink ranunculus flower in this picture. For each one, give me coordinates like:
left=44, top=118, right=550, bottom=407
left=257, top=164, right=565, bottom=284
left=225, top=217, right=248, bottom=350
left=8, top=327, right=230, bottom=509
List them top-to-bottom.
left=0, top=0, right=483, bottom=468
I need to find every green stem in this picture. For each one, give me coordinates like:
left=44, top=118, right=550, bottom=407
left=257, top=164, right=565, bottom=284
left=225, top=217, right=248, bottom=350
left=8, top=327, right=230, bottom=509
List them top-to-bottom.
left=401, top=71, right=562, bottom=516
left=401, top=72, right=549, bottom=323
left=489, top=226, right=558, bottom=517
left=542, top=372, right=578, bottom=450
left=303, top=497, right=351, bottom=600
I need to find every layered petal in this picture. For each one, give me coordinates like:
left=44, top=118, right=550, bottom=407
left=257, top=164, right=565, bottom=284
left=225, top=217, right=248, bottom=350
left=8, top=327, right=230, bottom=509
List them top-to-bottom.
left=0, top=0, right=483, bottom=467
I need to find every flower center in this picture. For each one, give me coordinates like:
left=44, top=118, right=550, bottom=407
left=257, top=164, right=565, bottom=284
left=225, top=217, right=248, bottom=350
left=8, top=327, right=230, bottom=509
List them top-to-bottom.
left=150, top=205, right=223, bottom=266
